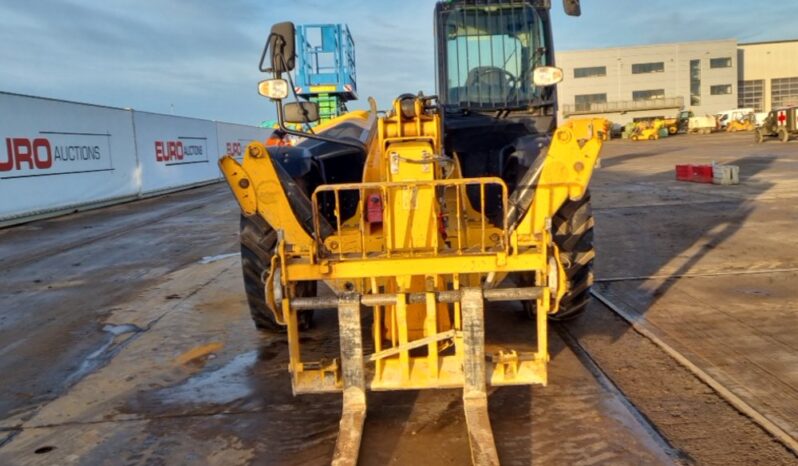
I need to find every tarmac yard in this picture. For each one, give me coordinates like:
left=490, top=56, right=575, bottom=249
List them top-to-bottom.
left=1, top=133, right=798, bottom=465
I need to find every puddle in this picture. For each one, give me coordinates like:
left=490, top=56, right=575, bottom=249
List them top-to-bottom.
left=198, top=253, right=239, bottom=264
left=64, top=323, right=143, bottom=386
left=103, top=323, right=142, bottom=336
left=175, top=342, right=224, bottom=365
left=158, top=351, right=257, bottom=405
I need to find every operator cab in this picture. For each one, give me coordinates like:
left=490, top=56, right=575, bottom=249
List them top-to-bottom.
left=434, top=0, right=578, bottom=217
left=435, top=0, right=576, bottom=120
left=437, top=1, right=555, bottom=114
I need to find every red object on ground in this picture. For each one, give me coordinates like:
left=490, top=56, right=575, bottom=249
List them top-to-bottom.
left=675, top=164, right=714, bottom=183
left=676, top=164, right=692, bottom=181
left=366, top=193, right=383, bottom=223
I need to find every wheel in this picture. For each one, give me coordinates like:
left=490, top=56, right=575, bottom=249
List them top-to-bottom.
left=669, top=126, right=677, bottom=135
left=778, top=127, right=790, bottom=143
left=755, top=129, right=765, bottom=144
left=631, top=135, right=639, bottom=141
left=648, top=135, right=656, bottom=141
left=521, top=192, right=595, bottom=321
left=549, top=192, right=595, bottom=321
left=240, top=214, right=314, bottom=332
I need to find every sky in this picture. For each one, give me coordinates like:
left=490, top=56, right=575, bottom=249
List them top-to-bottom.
left=1, top=0, right=796, bottom=126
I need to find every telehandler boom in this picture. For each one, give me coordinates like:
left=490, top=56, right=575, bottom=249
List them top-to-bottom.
left=219, top=1, right=604, bottom=464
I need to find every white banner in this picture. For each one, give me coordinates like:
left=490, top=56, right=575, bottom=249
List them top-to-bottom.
left=0, top=93, right=139, bottom=222
left=0, top=93, right=270, bottom=225
left=133, top=111, right=220, bottom=195
left=216, top=122, right=272, bottom=161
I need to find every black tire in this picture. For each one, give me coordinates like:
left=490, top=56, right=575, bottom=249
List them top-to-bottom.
left=778, top=127, right=790, bottom=143
left=755, top=129, right=765, bottom=144
left=521, top=192, right=595, bottom=321
left=550, top=192, right=595, bottom=320
left=240, top=214, right=314, bottom=332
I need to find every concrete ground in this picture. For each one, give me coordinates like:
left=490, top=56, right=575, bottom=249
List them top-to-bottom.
left=0, top=131, right=797, bottom=465
left=590, top=132, right=798, bottom=444
left=0, top=185, right=672, bottom=465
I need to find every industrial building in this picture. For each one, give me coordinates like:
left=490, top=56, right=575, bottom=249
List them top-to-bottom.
left=555, top=38, right=798, bottom=124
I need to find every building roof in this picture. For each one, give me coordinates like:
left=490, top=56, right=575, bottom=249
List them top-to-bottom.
left=557, top=38, right=736, bottom=55
left=738, top=38, right=798, bottom=46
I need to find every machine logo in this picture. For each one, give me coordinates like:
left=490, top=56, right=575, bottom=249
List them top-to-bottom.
left=777, top=110, right=788, bottom=126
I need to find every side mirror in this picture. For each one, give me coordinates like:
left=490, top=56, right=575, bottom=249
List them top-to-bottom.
left=563, top=0, right=581, bottom=16
left=259, top=22, right=296, bottom=74
left=533, top=66, right=564, bottom=87
left=258, top=79, right=289, bottom=100
left=284, top=102, right=320, bottom=124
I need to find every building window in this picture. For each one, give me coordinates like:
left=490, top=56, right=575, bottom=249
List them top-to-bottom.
left=710, top=57, right=732, bottom=69
left=690, top=59, right=701, bottom=106
left=632, top=62, right=664, bottom=74
left=574, top=66, right=606, bottom=78
left=772, top=77, right=798, bottom=108
left=739, top=80, right=764, bottom=111
left=710, top=84, right=732, bottom=95
left=632, top=89, right=665, bottom=101
left=574, top=93, right=607, bottom=112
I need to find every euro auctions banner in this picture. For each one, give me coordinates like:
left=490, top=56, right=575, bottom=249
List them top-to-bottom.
left=0, top=93, right=139, bottom=222
left=0, top=93, right=270, bottom=225
left=133, top=111, right=221, bottom=195
left=215, top=122, right=273, bottom=162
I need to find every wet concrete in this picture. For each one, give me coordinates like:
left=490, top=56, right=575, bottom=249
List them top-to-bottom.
left=589, top=132, right=798, bottom=448
left=0, top=185, right=239, bottom=420
left=0, top=254, right=672, bottom=465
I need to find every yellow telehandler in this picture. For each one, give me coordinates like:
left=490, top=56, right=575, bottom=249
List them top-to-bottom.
left=219, top=1, right=604, bottom=464
left=726, top=112, right=756, bottom=132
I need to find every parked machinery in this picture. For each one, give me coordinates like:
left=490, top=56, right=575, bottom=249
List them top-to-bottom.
left=220, top=1, right=602, bottom=464
left=715, top=107, right=755, bottom=130
left=756, top=107, right=798, bottom=143
left=676, top=110, right=694, bottom=133
left=726, top=112, right=756, bottom=132
left=688, top=115, right=718, bottom=135
left=662, top=117, right=679, bottom=135
left=630, top=119, right=663, bottom=141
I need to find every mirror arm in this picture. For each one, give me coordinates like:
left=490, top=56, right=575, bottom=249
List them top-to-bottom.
left=259, top=33, right=275, bottom=73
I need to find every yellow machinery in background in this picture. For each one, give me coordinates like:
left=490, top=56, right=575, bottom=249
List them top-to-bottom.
left=220, top=2, right=602, bottom=464
left=727, top=113, right=756, bottom=132
left=662, top=117, right=680, bottom=135
left=630, top=119, right=664, bottom=141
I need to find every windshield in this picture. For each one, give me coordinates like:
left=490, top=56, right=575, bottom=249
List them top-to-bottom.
left=441, top=4, right=547, bottom=111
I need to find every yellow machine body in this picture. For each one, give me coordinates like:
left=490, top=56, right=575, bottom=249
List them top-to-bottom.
left=220, top=99, right=604, bottom=393
left=726, top=114, right=755, bottom=132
